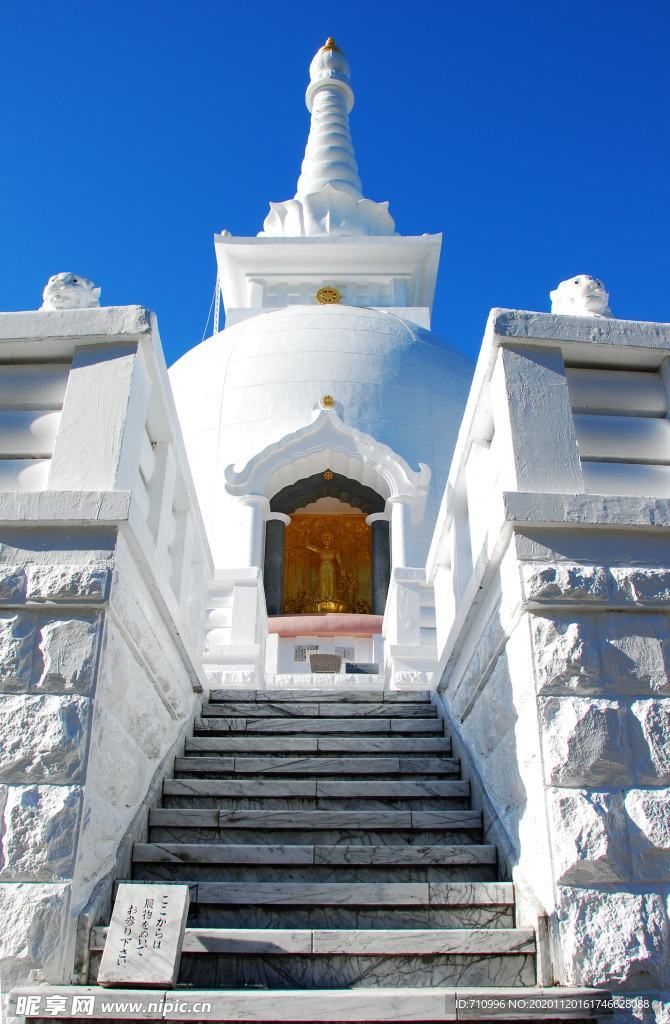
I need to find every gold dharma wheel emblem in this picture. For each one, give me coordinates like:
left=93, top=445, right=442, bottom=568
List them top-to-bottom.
left=316, top=286, right=341, bottom=305
left=321, top=395, right=336, bottom=409
left=323, top=469, right=334, bottom=480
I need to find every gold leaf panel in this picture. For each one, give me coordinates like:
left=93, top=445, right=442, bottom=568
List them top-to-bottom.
left=283, top=514, right=372, bottom=614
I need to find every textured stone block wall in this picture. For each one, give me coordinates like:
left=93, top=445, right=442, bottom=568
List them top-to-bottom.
left=0, top=531, right=198, bottom=995
left=438, top=543, right=670, bottom=1015
left=0, top=554, right=109, bottom=989
left=522, top=561, right=670, bottom=1000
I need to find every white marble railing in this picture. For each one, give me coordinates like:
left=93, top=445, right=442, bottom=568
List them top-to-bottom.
left=0, top=305, right=213, bottom=1001
left=0, top=306, right=212, bottom=666
left=424, top=308, right=670, bottom=1001
left=426, top=308, right=670, bottom=674
left=203, top=567, right=267, bottom=689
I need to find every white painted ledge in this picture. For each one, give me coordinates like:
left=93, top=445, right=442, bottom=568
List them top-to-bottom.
left=0, top=306, right=153, bottom=359
left=490, top=308, right=670, bottom=368
left=0, top=489, right=132, bottom=523
left=500, top=491, right=670, bottom=530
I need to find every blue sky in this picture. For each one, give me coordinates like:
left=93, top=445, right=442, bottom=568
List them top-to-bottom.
left=2, top=1, right=668, bottom=366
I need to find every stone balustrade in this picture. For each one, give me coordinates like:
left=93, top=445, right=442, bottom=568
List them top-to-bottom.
left=0, top=307, right=212, bottom=1001
left=425, top=310, right=670, bottom=1016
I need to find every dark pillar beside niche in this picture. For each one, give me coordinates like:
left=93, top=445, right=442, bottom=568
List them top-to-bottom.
left=264, top=519, right=286, bottom=615
left=370, top=519, right=391, bottom=615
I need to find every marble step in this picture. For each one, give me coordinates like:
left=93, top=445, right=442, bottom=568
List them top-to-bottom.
left=265, top=674, right=389, bottom=690
left=210, top=689, right=431, bottom=703
left=203, top=701, right=438, bottom=719
left=194, top=717, right=444, bottom=735
left=185, top=736, right=453, bottom=755
left=174, top=755, right=460, bottom=777
left=163, top=779, right=469, bottom=800
left=148, top=809, right=482, bottom=832
left=133, top=842, right=497, bottom=866
left=134, top=863, right=496, bottom=884
left=117, top=879, right=513, bottom=907
left=185, top=900, right=516, bottom=930
left=90, top=925, right=534, bottom=956
left=89, top=948, right=537, bottom=990
left=175, top=952, right=536, bottom=989
left=12, top=985, right=610, bottom=1021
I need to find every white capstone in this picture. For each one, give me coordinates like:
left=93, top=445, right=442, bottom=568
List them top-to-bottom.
left=40, top=272, right=101, bottom=311
left=549, top=275, right=611, bottom=318
left=521, top=564, right=609, bottom=604
left=26, top=565, right=110, bottom=603
left=0, top=566, right=27, bottom=602
left=610, top=567, right=670, bottom=605
left=0, top=613, right=38, bottom=690
left=37, top=614, right=103, bottom=693
left=599, top=614, right=670, bottom=695
left=531, top=616, right=601, bottom=693
left=0, top=694, right=90, bottom=783
left=539, top=696, right=629, bottom=785
left=629, top=699, right=670, bottom=783
left=0, top=785, right=81, bottom=880
left=624, top=788, right=670, bottom=881
left=548, top=789, right=630, bottom=884
left=0, top=882, right=70, bottom=989
left=98, top=882, right=190, bottom=986
left=555, top=887, right=666, bottom=986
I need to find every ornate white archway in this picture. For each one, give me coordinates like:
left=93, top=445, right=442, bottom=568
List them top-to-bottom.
left=224, top=400, right=431, bottom=570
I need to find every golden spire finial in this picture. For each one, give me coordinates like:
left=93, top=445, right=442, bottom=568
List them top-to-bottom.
left=322, top=37, right=342, bottom=53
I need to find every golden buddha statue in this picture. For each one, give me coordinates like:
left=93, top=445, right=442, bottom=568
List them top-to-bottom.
left=305, top=531, right=342, bottom=609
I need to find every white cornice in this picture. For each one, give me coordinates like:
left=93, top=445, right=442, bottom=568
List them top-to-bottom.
left=214, top=233, right=442, bottom=315
left=224, top=406, right=430, bottom=522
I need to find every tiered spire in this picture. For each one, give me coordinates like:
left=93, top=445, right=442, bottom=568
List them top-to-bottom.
left=259, top=39, right=395, bottom=237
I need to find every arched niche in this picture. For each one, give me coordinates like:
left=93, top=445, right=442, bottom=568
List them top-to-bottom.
left=224, top=405, right=429, bottom=612
left=264, top=472, right=390, bottom=615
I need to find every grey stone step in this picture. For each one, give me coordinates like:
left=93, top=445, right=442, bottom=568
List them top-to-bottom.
left=264, top=674, right=388, bottom=690
left=210, top=689, right=431, bottom=703
left=203, top=702, right=438, bottom=719
left=193, top=717, right=444, bottom=735
left=185, top=736, right=452, bottom=754
left=174, top=756, right=460, bottom=777
left=163, top=780, right=469, bottom=800
left=148, top=809, right=482, bottom=831
left=133, top=843, right=497, bottom=866
left=137, top=880, right=512, bottom=906
left=183, top=900, right=517, bottom=930
left=90, top=925, right=533, bottom=955
left=88, top=948, right=537, bottom=991
left=174, top=951, right=537, bottom=989
left=12, top=985, right=611, bottom=1021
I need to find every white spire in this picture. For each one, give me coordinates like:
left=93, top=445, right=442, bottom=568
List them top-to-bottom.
left=260, top=39, right=395, bottom=237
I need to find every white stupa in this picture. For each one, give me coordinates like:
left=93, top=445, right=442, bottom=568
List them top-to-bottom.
left=169, top=38, right=473, bottom=579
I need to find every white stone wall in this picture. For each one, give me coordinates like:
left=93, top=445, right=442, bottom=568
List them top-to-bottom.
left=0, top=307, right=212, bottom=1003
left=428, top=310, right=670, bottom=1018
left=0, top=531, right=199, bottom=997
left=437, top=538, right=670, bottom=1015
left=522, top=554, right=670, bottom=998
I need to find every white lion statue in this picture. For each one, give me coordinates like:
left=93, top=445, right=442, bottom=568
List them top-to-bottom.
left=40, top=272, right=101, bottom=311
left=550, top=275, right=611, bottom=318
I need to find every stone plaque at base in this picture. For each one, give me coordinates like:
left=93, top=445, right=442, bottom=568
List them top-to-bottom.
left=309, top=653, right=343, bottom=673
left=345, top=662, right=379, bottom=674
left=98, top=883, right=190, bottom=987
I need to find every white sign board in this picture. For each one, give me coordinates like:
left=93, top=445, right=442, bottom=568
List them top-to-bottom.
left=98, top=883, right=190, bottom=987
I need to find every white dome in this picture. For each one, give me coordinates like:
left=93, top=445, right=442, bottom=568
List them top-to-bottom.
left=169, top=305, right=473, bottom=567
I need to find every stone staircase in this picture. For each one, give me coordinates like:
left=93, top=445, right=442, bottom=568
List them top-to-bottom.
left=23, top=686, right=608, bottom=1021
left=93, top=686, right=527, bottom=993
